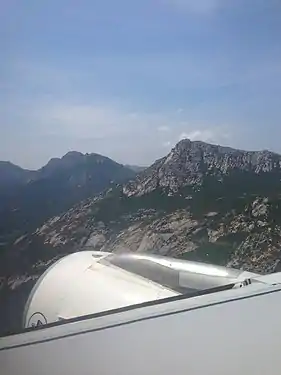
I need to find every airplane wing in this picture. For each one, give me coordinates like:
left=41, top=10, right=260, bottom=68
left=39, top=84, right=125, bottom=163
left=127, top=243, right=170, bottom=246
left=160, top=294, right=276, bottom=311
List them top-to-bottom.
left=1, top=251, right=281, bottom=374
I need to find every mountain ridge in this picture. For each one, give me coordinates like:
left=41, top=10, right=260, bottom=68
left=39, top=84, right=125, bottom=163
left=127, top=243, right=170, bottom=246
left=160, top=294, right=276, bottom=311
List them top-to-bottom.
left=7, top=138, right=281, bottom=276
left=2, top=139, right=281, bottom=335
left=123, top=139, right=281, bottom=197
left=0, top=151, right=135, bottom=255
left=0, top=152, right=136, bottom=183
left=0, top=161, right=33, bottom=189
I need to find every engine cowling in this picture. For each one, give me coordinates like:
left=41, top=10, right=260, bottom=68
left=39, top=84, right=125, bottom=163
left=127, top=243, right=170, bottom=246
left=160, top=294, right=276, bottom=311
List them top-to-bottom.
left=23, top=250, right=257, bottom=329
left=23, top=251, right=178, bottom=328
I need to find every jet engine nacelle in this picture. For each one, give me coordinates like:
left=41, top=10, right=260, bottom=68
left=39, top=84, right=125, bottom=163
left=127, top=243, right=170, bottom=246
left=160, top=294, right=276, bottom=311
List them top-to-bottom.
left=23, top=250, right=256, bottom=329
left=23, top=251, right=178, bottom=328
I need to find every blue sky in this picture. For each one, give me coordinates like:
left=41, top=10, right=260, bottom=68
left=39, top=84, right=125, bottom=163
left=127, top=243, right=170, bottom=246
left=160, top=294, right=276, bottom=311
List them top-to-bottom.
left=1, top=0, right=281, bottom=169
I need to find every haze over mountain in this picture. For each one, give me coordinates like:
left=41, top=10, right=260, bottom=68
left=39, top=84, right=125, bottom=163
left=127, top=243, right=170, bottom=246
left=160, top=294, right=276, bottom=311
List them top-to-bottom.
left=2, top=0, right=281, bottom=345
left=2, top=1, right=281, bottom=169
left=2, top=139, right=281, bottom=335
left=2, top=139, right=281, bottom=276
left=0, top=151, right=135, bottom=255
left=0, top=162, right=33, bottom=190
left=125, top=165, right=147, bottom=173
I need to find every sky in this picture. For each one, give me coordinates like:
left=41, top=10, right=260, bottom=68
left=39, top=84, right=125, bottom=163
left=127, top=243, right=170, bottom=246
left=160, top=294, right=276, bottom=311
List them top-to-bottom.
left=1, top=0, right=281, bottom=169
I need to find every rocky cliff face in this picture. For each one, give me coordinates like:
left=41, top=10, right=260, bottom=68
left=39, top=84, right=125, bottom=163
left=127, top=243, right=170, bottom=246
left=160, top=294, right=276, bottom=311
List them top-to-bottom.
left=2, top=139, right=281, bottom=335
left=8, top=139, right=281, bottom=276
left=124, top=140, right=281, bottom=196
left=26, top=192, right=281, bottom=275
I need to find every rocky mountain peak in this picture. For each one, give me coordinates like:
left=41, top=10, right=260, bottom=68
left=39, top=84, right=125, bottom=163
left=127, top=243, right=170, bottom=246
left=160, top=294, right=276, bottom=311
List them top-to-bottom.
left=3, top=140, right=281, bottom=336
left=123, top=140, right=281, bottom=197
left=0, top=151, right=135, bottom=262
left=62, top=151, right=85, bottom=161
left=63, top=151, right=84, bottom=158
left=42, top=152, right=86, bottom=174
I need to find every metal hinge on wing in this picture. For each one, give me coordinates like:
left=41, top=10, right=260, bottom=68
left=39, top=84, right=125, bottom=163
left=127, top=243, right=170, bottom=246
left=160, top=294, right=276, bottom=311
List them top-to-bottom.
left=233, top=278, right=252, bottom=289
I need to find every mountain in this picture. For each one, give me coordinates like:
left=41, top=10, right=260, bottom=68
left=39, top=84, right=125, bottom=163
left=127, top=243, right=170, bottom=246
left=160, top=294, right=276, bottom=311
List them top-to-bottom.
left=2, top=139, right=281, bottom=334
left=6, top=139, right=281, bottom=275
left=124, top=140, right=281, bottom=196
left=0, top=152, right=135, bottom=255
left=0, top=162, right=33, bottom=190
left=124, top=164, right=147, bottom=173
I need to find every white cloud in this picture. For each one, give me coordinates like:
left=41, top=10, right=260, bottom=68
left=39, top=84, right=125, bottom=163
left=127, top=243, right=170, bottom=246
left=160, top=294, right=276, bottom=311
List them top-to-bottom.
left=3, top=60, right=238, bottom=168
left=10, top=95, right=235, bottom=168
left=30, top=103, right=161, bottom=139
left=41, top=105, right=129, bottom=138
left=176, top=108, right=184, bottom=114
left=157, top=125, right=170, bottom=132
left=179, top=127, right=231, bottom=144
left=179, top=132, right=188, bottom=140
left=163, top=141, right=172, bottom=147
